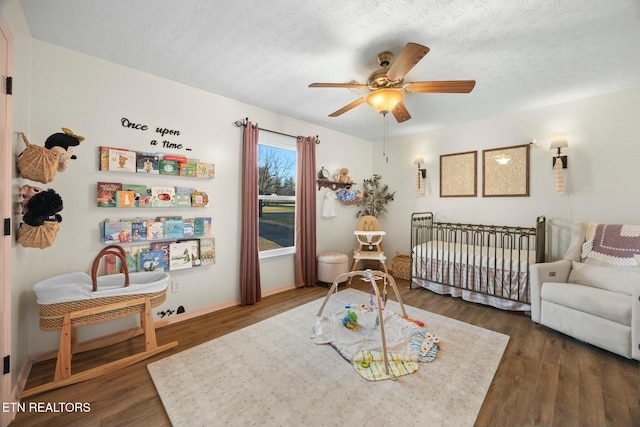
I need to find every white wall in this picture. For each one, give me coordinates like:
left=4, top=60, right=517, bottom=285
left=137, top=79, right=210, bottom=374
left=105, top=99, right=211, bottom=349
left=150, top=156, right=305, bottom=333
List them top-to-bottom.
left=5, top=0, right=640, bottom=397
left=9, top=37, right=372, bottom=368
left=374, top=87, right=640, bottom=261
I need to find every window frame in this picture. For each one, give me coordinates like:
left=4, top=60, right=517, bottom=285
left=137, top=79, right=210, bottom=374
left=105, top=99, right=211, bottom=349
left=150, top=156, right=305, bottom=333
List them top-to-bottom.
left=257, top=132, right=297, bottom=259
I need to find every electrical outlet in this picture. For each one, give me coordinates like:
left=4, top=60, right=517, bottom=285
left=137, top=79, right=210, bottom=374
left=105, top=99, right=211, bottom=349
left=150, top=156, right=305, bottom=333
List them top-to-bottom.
left=172, top=281, right=182, bottom=293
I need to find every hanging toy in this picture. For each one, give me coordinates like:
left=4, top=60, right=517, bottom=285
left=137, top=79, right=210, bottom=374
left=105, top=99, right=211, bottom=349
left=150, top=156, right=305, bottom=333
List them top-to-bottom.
left=44, top=127, right=85, bottom=172
left=17, top=128, right=84, bottom=184
left=19, top=185, right=44, bottom=214
left=17, top=188, right=64, bottom=249
left=22, top=188, right=63, bottom=226
left=342, top=310, right=358, bottom=329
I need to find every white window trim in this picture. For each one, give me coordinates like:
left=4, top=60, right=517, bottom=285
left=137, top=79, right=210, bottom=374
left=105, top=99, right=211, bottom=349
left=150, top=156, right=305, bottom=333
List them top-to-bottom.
left=258, top=133, right=297, bottom=258
left=259, top=246, right=295, bottom=260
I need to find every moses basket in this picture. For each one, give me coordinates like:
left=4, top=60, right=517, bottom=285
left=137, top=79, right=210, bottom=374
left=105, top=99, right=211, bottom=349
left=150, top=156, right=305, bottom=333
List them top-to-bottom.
left=21, top=245, right=177, bottom=399
left=34, top=245, right=169, bottom=331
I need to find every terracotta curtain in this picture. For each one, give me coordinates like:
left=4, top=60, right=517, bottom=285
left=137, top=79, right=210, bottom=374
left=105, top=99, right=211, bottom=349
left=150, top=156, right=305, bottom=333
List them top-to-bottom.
left=240, top=121, right=261, bottom=305
left=294, top=136, right=317, bottom=287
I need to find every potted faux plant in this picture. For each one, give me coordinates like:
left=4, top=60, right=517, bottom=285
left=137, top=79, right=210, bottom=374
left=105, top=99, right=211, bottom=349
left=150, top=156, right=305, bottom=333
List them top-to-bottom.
left=354, top=174, right=395, bottom=269
left=355, top=174, right=395, bottom=218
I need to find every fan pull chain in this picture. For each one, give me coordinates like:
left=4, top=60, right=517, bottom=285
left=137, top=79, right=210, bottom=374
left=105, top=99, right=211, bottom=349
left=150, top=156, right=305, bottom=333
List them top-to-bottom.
left=382, top=112, right=389, bottom=163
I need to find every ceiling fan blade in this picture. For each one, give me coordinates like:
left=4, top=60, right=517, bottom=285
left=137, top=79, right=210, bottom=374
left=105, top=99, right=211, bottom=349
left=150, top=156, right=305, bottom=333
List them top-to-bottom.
left=386, top=43, right=430, bottom=82
left=404, top=80, right=476, bottom=93
left=309, top=82, right=368, bottom=89
left=328, top=98, right=366, bottom=117
left=391, top=102, right=411, bottom=123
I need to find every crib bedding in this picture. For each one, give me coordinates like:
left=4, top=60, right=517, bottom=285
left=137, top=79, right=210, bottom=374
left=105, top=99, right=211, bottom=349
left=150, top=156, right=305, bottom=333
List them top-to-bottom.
left=412, top=241, right=535, bottom=310
left=413, top=278, right=530, bottom=310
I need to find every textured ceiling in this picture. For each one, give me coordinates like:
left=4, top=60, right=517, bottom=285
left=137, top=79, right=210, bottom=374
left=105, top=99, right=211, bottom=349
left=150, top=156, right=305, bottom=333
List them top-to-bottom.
left=20, top=0, right=640, bottom=142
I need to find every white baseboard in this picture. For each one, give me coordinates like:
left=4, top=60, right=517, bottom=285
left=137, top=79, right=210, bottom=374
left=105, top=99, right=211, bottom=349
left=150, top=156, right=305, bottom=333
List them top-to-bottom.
left=160, top=283, right=296, bottom=326
left=12, top=353, right=33, bottom=406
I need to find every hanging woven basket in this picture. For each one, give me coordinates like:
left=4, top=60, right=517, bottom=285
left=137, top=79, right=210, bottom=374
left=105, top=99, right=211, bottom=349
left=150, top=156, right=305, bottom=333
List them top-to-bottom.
left=16, top=132, right=59, bottom=184
left=17, top=221, right=60, bottom=249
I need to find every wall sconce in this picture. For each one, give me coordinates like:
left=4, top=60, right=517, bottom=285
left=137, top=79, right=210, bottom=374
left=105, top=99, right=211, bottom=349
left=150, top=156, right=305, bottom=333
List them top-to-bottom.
left=550, top=133, right=568, bottom=168
left=414, top=155, right=426, bottom=178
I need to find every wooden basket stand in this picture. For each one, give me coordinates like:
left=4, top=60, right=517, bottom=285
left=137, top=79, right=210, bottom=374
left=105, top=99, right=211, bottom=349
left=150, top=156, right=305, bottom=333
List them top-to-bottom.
left=20, top=245, right=178, bottom=398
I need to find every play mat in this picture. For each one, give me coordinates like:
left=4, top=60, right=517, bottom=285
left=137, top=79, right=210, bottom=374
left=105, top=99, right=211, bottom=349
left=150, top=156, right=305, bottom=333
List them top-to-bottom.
left=311, top=301, right=440, bottom=381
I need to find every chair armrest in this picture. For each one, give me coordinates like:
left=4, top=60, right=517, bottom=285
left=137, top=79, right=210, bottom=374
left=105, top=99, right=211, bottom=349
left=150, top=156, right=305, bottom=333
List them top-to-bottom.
left=529, top=260, right=572, bottom=323
left=633, top=284, right=640, bottom=360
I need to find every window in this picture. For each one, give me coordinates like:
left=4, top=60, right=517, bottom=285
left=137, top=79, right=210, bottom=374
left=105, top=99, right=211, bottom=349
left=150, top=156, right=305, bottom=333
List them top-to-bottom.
left=258, top=132, right=296, bottom=257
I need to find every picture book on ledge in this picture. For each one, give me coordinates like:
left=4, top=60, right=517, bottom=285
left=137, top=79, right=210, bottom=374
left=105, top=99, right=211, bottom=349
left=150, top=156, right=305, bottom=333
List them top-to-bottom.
left=98, top=146, right=214, bottom=179
left=108, top=148, right=137, bottom=173
left=136, top=152, right=160, bottom=174
left=97, top=182, right=210, bottom=209
left=97, top=182, right=122, bottom=207
left=101, top=216, right=211, bottom=242
left=102, top=219, right=132, bottom=243
left=199, top=237, right=215, bottom=265
left=99, top=239, right=212, bottom=273
left=150, top=241, right=172, bottom=271
left=169, top=241, right=193, bottom=271
left=139, top=250, right=165, bottom=272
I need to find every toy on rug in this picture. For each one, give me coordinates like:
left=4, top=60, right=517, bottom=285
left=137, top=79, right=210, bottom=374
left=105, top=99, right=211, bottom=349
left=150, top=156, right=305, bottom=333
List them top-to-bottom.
left=44, top=127, right=85, bottom=172
left=345, top=303, right=380, bottom=328
left=342, top=310, right=358, bottom=329
left=405, top=317, right=425, bottom=327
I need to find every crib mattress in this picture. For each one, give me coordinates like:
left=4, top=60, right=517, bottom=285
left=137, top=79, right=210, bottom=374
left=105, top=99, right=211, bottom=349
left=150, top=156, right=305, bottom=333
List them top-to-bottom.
left=413, top=241, right=537, bottom=271
left=33, top=271, right=170, bottom=305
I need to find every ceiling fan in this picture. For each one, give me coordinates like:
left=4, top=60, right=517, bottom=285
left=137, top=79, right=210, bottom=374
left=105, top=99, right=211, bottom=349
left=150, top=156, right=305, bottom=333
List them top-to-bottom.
left=309, top=42, right=476, bottom=123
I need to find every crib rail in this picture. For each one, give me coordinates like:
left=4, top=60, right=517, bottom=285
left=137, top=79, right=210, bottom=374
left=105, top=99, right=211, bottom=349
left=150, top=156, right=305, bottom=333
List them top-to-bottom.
left=409, top=212, right=546, bottom=305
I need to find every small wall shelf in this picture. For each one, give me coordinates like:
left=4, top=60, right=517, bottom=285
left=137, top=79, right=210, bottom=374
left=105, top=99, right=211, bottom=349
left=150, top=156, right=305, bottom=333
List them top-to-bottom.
left=316, top=180, right=355, bottom=191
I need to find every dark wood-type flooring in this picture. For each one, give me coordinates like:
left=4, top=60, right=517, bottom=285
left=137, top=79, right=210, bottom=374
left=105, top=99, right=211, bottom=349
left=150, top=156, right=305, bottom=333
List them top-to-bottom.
left=10, top=278, right=640, bottom=426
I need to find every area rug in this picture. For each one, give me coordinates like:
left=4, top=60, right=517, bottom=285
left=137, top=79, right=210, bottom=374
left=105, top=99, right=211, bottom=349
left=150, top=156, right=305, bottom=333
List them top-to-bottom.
left=148, top=288, right=509, bottom=427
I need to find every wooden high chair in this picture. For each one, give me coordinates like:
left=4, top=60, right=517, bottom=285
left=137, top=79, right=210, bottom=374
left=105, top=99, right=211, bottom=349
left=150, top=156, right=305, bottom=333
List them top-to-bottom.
left=350, top=216, right=388, bottom=283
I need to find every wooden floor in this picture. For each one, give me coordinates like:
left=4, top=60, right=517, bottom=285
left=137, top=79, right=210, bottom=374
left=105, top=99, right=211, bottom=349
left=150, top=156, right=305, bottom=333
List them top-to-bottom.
left=10, top=278, right=640, bottom=427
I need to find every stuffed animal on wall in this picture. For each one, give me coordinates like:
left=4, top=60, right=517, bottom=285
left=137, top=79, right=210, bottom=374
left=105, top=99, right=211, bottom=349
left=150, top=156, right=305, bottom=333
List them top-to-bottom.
left=44, top=127, right=85, bottom=172
left=333, top=167, right=353, bottom=183
left=19, top=184, right=44, bottom=214
left=22, top=189, right=63, bottom=227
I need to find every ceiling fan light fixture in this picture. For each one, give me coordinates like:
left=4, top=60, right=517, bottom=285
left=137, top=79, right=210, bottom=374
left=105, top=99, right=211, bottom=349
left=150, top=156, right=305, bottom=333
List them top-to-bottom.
left=366, top=88, right=404, bottom=113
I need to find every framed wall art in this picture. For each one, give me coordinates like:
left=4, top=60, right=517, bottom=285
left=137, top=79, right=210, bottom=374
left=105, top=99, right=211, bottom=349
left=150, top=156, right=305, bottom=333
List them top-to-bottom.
left=482, top=144, right=530, bottom=197
left=439, top=151, right=477, bottom=197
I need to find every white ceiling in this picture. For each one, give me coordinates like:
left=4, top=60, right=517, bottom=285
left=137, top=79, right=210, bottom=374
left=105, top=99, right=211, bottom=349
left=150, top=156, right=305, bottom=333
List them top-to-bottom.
left=20, top=0, right=640, bottom=142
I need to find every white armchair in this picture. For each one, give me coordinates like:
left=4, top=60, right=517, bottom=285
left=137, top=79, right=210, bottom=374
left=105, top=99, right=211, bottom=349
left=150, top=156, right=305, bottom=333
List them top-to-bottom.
left=530, top=223, right=640, bottom=360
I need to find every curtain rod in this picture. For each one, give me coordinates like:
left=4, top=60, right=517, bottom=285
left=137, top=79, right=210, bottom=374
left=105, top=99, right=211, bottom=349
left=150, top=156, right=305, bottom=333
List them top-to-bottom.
left=234, top=117, right=320, bottom=144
